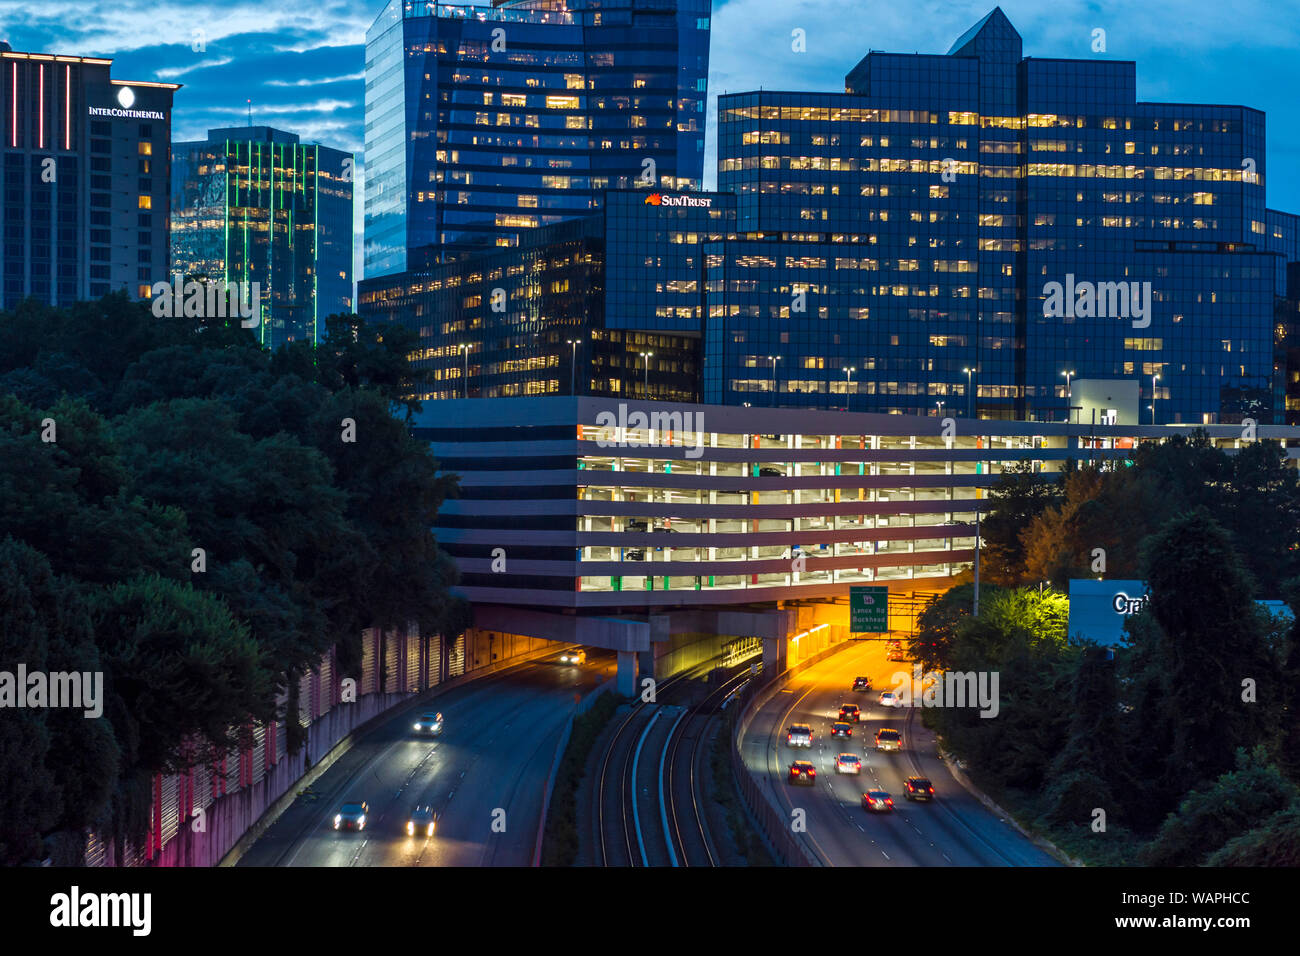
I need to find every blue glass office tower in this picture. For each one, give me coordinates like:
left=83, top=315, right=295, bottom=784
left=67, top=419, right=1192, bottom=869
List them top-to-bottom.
left=364, top=0, right=711, bottom=276
left=711, top=7, right=1290, bottom=424
left=359, top=189, right=734, bottom=400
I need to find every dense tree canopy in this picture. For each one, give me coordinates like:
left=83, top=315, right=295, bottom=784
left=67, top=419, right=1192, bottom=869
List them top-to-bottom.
left=0, top=294, right=463, bottom=863
left=915, top=436, right=1300, bottom=863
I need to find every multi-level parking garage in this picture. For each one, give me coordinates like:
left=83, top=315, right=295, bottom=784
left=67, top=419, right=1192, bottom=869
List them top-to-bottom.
left=417, top=397, right=1296, bottom=690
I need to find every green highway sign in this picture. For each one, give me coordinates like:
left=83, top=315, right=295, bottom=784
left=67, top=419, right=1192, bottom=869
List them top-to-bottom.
left=850, top=585, right=889, bottom=633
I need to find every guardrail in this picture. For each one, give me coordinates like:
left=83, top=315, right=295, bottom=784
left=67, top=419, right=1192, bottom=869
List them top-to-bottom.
left=532, top=674, right=615, bottom=866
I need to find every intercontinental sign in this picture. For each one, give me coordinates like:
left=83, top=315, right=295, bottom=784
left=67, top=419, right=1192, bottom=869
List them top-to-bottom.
left=88, top=86, right=166, bottom=122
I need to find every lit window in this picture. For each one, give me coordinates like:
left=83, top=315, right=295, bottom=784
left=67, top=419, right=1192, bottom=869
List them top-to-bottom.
left=138, top=195, right=152, bottom=209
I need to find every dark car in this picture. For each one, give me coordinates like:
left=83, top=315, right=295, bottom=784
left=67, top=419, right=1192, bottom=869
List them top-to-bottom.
left=758, top=466, right=785, bottom=478
left=624, top=548, right=645, bottom=561
left=886, top=645, right=908, bottom=662
left=852, top=676, right=872, bottom=692
left=838, top=704, right=861, bottom=723
left=412, top=711, right=443, bottom=735
left=830, top=721, right=853, bottom=738
left=788, top=760, right=817, bottom=785
left=904, top=777, right=935, bottom=801
left=862, top=790, right=894, bottom=813
left=334, top=801, right=369, bottom=831
left=406, top=805, right=436, bottom=837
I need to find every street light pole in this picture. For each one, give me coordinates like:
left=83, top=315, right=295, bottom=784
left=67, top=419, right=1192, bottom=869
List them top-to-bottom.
left=567, top=339, right=580, bottom=396
left=460, top=344, right=469, bottom=399
left=639, top=351, right=653, bottom=398
left=768, top=355, right=780, bottom=405
left=842, top=366, right=855, bottom=408
left=963, top=367, right=973, bottom=418
left=1062, top=370, right=1074, bottom=423
left=1151, top=373, right=1160, bottom=425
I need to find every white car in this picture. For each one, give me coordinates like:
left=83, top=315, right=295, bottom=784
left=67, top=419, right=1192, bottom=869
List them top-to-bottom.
left=559, top=649, right=587, bottom=665
left=878, top=690, right=898, bottom=707
left=836, top=753, right=862, bottom=774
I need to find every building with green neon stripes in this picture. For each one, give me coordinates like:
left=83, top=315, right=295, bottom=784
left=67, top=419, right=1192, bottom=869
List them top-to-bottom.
left=170, top=125, right=353, bottom=349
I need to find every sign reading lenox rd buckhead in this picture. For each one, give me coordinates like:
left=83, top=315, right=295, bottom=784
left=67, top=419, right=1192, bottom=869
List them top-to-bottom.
left=88, top=86, right=166, bottom=121
left=643, top=192, right=712, bottom=208
left=850, top=585, right=889, bottom=633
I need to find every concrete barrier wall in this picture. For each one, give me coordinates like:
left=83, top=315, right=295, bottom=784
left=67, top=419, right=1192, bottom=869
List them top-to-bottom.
left=86, top=628, right=559, bottom=867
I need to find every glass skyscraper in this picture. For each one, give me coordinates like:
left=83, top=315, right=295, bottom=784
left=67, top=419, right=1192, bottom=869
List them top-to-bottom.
left=363, top=0, right=711, bottom=275
left=362, top=8, right=1300, bottom=427
left=711, top=8, right=1287, bottom=424
left=171, top=126, right=354, bottom=350
left=360, top=189, right=733, bottom=400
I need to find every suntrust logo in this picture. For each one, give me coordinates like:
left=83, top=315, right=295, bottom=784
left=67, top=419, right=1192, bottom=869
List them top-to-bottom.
left=643, top=193, right=712, bottom=208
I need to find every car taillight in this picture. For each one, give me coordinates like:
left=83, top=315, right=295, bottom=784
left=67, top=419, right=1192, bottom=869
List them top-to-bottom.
left=929, top=787, right=935, bottom=793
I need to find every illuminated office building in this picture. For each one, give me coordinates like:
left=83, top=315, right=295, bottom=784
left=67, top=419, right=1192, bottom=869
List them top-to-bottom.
left=363, top=0, right=711, bottom=274
left=711, top=7, right=1291, bottom=424
left=365, top=8, right=1300, bottom=426
left=0, top=42, right=178, bottom=308
left=171, top=126, right=354, bottom=349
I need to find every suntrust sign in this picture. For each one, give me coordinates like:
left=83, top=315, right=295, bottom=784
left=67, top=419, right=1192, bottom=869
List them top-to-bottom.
left=644, top=193, right=712, bottom=208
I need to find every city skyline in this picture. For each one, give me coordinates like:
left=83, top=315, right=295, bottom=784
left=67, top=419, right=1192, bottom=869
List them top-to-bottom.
left=3, top=0, right=1299, bottom=281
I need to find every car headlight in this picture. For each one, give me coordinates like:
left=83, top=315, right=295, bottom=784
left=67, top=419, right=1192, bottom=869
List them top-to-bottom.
left=414, top=722, right=422, bottom=730
left=334, top=815, right=341, bottom=827
left=407, top=821, right=414, bottom=835
left=427, top=823, right=435, bottom=836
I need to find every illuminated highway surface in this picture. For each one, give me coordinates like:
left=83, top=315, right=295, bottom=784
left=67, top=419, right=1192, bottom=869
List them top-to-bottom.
left=740, top=640, right=1059, bottom=866
left=238, top=651, right=614, bottom=867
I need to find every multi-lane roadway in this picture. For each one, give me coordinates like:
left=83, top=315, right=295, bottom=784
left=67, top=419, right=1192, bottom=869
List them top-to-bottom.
left=740, top=639, right=1059, bottom=866
left=237, top=649, right=614, bottom=867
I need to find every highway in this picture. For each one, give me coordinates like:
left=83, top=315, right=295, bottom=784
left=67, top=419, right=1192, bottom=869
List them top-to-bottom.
left=739, top=639, right=1059, bottom=867
left=237, top=649, right=614, bottom=867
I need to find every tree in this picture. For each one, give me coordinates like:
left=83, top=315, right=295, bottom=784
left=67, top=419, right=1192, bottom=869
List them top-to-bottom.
left=979, top=462, right=1063, bottom=585
left=1135, top=508, right=1284, bottom=796
left=1140, top=747, right=1296, bottom=866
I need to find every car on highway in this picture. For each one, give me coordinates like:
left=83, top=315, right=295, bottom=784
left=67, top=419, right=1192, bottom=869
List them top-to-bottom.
left=886, top=644, right=909, bottom=662
left=559, top=648, right=586, bottom=665
left=852, top=676, right=872, bottom=692
left=878, top=690, right=899, bottom=708
left=838, top=703, right=861, bottom=723
left=412, top=711, right=443, bottom=735
left=830, top=721, right=853, bottom=738
left=787, top=723, right=813, bottom=747
left=874, top=728, right=902, bottom=752
left=836, top=753, right=862, bottom=774
left=788, top=760, right=817, bottom=785
left=904, top=777, right=935, bottom=801
left=862, top=790, right=894, bottom=813
left=334, top=801, right=369, bottom=831
left=406, top=805, right=436, bottom=837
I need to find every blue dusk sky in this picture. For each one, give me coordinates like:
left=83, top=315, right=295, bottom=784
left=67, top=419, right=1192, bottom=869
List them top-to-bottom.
left=2, top=0, right=1297, bottom=281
